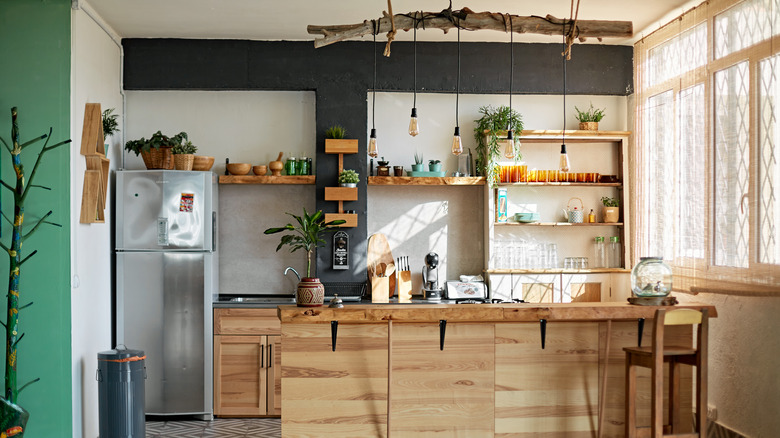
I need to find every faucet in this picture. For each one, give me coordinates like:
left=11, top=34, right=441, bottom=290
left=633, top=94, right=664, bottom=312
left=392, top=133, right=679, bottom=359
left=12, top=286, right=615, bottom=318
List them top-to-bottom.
left=284, top=266, right=301, bottom=283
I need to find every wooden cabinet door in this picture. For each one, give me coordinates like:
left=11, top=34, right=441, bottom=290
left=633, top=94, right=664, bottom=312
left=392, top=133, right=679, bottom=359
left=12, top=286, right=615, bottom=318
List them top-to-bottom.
left=214, top=335, right=267, bottom=416
left=267, top=335, right=282, bottom=415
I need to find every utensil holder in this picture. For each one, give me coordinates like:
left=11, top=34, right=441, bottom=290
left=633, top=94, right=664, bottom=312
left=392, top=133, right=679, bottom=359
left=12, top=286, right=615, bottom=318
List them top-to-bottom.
left=371, top=277, right=389, bottom=303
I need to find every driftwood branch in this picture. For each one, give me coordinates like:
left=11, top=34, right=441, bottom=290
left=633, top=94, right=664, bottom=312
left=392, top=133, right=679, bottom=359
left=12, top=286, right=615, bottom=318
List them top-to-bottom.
left=308, top=8, right=632, bottom=49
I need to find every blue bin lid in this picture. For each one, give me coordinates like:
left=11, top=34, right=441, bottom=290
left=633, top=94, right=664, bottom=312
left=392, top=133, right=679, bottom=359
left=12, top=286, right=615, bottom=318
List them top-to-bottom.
left=98, top=347, right=145, bottom=362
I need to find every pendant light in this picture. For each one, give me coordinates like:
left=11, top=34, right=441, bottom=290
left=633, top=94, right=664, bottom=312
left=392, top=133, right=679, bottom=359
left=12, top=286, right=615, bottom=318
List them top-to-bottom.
left=408, top=15, right=420, bottom=137
left=504, top=15, right=516, bottom=159
left=368, top=21, right=379, bottom=158
left=451, top=24, right=463, bottom=156
left=559, top=25, right=571, bottom=172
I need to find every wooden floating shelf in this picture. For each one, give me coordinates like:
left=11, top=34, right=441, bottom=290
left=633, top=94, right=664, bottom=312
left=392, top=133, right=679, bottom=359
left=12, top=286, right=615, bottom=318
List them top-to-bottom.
left=325, top=139, right=358, bottom=154
left=218, top=175, right=315, bottom=184
left=368, top=176, right=486, bottom=186
left=497, top=182, right=622, bottom=187
left=324, top=186, right=358, bottom=201
left=324, top=213, right=357, bottom=228
left=495, top=222, right=624, bottom=227
left=486, top=268, right=630, bottom=274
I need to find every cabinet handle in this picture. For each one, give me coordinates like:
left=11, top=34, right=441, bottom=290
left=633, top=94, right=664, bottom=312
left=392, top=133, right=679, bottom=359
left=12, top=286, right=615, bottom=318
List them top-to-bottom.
left=268, top=343, right=273, bottom=369
left=260, top=344, right=264, bottom=368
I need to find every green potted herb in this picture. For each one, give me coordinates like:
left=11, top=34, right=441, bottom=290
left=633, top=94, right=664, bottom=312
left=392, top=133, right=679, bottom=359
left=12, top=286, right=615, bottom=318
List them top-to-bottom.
left=574, top=103, right=605, bottom=131
left=473, top=105, right=524, bottom=187
left=102, top=108, right=119, bottom=142
left=325, top=125, right=347, bottom=139
left=124, top=130, right=188, bottom=169
left=172, top=140, right=198, bottom=171
left=412, top=152, right=424, bottom=172
left=428, top=159, right=442, bottom=172
left=338, top=169, right=359, bottom=187
left=601, top=196, right=620, bottom=223
left=264, top=209, right=345, bottom=306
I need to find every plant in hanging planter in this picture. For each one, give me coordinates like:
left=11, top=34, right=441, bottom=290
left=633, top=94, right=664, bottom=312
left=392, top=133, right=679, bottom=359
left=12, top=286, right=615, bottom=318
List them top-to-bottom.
left=574, top=103, right=605, bottom=131
left=473, top=105, right=524, bottom=187
left=0, top=107, right=71, bottom=434
left=101, top=108, right=120, bottom=142
left=325, top=125, right=347, bottom=139
left=124, top=130, right=188, bottom=169
left=172, top=140, right=198, bottom=171
left=412, top=152, right=424, bottom=172
left=428, top=159, right=442, bottom=172
left=338, top=169, right=359, bottom=187
left=601, top=196, right=620, bottom=223
left=264, top=209, right=345, bottom=307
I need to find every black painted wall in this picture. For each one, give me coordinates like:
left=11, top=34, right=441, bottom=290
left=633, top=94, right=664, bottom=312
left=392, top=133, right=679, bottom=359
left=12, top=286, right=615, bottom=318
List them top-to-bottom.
left=123, top=39, right=633, bottom=283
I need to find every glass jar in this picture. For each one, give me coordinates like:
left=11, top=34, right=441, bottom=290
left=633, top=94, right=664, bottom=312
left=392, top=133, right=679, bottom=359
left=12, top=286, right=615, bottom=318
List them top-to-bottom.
left=284, top=152, right=297, bottom=176
left=298, top=155, right=309, bottom=175
left=592, top=236, right=606, bottom=268
left=608, top=236, right=622, bottom=268
left=631, top=257, right=673, bottom=297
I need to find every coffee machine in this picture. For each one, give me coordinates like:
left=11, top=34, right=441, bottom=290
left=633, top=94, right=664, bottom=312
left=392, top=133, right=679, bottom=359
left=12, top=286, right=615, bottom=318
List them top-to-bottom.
left=422, top=252, right=443, bottom=300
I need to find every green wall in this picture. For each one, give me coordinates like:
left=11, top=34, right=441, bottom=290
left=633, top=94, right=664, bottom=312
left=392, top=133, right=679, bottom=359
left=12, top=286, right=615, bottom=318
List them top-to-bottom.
left=0, top=0, right=72, bottom=436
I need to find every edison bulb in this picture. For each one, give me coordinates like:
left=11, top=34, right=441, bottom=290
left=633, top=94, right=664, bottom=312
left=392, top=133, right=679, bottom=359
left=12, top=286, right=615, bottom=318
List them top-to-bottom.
left=408, top=107, right=419, bottom=136
left=451, top=127, right=463, bottom=156
left=368, top=128, right=379, bottom=158
left=504, top=130, right=515, bottom=159
left=559, top=143, right=570, bottom=172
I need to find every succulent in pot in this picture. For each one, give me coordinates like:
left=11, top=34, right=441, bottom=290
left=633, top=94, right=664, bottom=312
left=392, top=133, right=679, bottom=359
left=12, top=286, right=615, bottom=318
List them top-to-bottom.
left=325, top=125, right=347, bottom=139
left=411, top=152, right=424, bottom=172
left=428, top=159, right=442, bottom=172
left=338, top=169, right=359, bottom=187
left=601, top=196, right=620, bottom=223
left=264, top=209, right=345, bottom=306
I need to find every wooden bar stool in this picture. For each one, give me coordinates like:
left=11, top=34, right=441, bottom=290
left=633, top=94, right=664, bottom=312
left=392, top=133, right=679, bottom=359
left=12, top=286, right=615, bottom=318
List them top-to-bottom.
left=624, top=308, right=709, bottom=437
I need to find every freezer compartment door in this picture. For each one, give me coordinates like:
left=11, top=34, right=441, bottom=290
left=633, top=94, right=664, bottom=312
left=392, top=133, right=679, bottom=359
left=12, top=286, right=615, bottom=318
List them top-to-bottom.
left=116, top=170, right=216, bottom=250
left=116, top=252, right=213, bottom=416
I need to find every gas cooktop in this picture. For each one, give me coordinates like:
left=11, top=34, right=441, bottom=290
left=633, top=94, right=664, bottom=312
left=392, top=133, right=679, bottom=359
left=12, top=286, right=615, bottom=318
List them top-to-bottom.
left=455, top=298, right=526, bottom=304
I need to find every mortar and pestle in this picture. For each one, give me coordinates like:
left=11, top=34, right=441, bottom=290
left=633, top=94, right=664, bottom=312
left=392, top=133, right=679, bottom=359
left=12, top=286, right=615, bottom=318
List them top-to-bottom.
left=269, top=152, right=284, bottom=176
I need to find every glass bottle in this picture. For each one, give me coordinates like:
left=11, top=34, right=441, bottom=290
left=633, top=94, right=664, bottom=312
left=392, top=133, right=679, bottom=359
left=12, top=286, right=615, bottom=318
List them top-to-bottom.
left=284, top=152, right=297, bottom=176
left=298, top=154, right=309, bottom=175
left=593, top=236, right=606, bottom=268
left=609, top=236, right=622, bottom=268
left=631, top=257, right=672, bottom=297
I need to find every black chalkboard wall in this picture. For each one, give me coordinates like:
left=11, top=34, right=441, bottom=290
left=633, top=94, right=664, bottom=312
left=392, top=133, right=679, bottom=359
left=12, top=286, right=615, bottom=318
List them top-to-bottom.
left=123, top=39, right=633, bottom=283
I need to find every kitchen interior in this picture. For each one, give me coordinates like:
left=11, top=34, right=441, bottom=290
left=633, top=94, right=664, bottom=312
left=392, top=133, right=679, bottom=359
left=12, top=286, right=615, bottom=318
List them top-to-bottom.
left=2, top=0, right=779, bottom=437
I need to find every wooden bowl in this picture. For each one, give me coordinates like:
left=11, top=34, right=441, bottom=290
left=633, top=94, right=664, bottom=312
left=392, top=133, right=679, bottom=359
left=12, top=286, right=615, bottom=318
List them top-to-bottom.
left=191, top=155, right=215, bottom=171
left=226, top=162, right=251, bottom=175
left=252, top=165, right=267, bottom=176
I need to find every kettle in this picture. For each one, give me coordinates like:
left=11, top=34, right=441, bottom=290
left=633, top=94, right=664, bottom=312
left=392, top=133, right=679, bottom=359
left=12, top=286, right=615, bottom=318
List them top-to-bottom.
left=562, top=197, right=584, bottom=223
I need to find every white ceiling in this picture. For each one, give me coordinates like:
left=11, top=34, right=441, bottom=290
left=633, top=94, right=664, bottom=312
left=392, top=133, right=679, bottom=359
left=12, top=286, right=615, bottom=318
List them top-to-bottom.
left=85, top=0, right=698, bottom=45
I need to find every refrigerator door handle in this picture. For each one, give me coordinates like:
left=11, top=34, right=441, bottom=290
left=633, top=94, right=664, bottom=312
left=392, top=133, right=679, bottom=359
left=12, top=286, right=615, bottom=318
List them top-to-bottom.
left=212, top=211, right=217, bottom=251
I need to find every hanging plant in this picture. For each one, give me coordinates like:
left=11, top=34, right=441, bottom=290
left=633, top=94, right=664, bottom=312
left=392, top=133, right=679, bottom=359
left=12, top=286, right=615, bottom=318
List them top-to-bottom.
left=473, top=105, right=524, bottom=187
left=0, top=107, right=71, bottom=434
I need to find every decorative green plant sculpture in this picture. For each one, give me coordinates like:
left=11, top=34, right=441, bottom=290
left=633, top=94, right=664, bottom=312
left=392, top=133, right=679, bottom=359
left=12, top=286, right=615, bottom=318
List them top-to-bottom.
left=0, top=107, right=70, bottom=434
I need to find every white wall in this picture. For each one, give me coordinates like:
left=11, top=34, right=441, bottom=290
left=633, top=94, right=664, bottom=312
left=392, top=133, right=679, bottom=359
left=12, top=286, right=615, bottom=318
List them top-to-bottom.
left=70, top=5, right=123, bottom=437
left=125, top=90, right=317, bottom=294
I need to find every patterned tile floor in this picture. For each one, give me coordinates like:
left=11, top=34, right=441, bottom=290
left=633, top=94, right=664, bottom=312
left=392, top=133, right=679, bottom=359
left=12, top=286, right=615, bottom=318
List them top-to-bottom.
left=146, top=418, right=280, bottom=438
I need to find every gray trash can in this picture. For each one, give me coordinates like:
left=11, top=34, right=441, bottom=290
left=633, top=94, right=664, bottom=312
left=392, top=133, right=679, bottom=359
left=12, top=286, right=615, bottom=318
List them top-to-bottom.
left=97, top=347, right=146, bottom=438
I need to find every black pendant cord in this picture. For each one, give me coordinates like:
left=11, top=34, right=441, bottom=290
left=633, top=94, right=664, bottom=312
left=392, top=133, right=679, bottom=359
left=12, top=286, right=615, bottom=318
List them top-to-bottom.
left=509, top=15, right=513, bottom=128
left=372, top=20, right=377, bottom=131
left=413, top=20, right=417, bottom=108
left=455, top=24, right=460, bottom=128
left=562, top=26, right=566, bottom=142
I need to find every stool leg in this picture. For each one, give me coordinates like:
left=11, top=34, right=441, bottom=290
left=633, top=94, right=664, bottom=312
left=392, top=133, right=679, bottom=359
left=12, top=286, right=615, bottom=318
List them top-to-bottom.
left=625, top=356, right=636, bottom=438
left=669, top=360, right=681, bottom=433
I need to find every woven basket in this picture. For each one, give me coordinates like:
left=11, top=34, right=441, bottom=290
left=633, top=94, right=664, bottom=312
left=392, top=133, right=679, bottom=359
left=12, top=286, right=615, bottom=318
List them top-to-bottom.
left=141, top=146, right=174, bottom=169
left=173, top=154, right=195, bottom=171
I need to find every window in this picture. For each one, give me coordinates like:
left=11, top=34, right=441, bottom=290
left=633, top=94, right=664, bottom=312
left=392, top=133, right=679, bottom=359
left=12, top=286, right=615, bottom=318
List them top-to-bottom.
left=634, top=0, right=779, bottom=294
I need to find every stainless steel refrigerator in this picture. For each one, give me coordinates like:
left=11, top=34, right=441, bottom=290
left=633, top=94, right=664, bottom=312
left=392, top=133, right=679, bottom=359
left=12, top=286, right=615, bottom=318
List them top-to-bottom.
left=115, top=170, right=217, bottom=420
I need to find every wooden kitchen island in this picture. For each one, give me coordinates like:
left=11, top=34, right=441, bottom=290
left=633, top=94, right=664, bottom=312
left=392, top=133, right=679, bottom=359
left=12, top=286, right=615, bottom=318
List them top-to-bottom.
left=277, top=302, right=716, bottom=437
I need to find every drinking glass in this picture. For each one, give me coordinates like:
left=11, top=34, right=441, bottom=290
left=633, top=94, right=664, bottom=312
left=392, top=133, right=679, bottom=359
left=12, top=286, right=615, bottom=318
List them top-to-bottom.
left=547, top=243, right=559, bottom=269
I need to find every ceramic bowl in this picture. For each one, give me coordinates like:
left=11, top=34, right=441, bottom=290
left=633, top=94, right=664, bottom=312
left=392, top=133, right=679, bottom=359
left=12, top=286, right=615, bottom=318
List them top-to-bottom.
left=226, top=162, right=251, bottom=175
left=252, top=165, right=267, bottom=175
left=514, top=212, right=540, bottom=223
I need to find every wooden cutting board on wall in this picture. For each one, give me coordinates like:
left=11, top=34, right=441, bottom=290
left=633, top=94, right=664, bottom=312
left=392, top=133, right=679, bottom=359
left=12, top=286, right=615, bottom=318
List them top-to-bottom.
left=367, top=233, right=396, bottom=297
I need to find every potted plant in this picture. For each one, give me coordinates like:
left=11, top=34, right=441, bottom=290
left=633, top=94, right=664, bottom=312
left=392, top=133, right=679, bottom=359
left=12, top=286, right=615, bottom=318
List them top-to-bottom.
left=574, top=103, right=605, bottom=131
left=473, top=105, right=524, bottom=187
left=102, top=108, right=119, bottom=142
left=324, top=124, right=358, bottom=155
left=325, top=125, right=346, bottom=139
left=124, top=130, right=188, bottom=169
left=172, top=140, right=198, bottom=171
left=412, top=152, right=424, bottom=172
left=428, top=159, right=442, bottom=172
left=338, top=169, right=359, bottom=187
left=601, top=196, right=620, bottom=223
left=264, top=209, right=345, bottom=306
